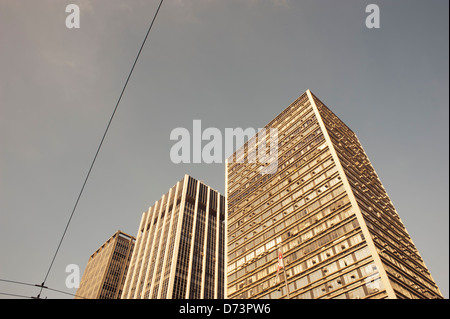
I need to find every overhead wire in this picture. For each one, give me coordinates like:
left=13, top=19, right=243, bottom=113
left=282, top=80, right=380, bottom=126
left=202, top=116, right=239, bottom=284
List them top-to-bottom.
left=36, top=0, right=164, bottom=299
left=0, top=278, right=88, bottom=299
left=0, top=292, right=34, bottom=299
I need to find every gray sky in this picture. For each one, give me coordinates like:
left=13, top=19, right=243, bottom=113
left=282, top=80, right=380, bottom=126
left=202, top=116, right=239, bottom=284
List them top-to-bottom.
left=0, top=0, right=448, bottom=299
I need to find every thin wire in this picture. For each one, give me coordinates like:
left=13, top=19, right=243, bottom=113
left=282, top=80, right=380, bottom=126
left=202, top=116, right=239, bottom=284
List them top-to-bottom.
left=38, top=0, right=164, bottom=298
left=0, top=278, right=88, bottom=299
left=0, top=278, right=36, bottom=288
left=46, top=286, right=87, bottom=299
left=0, top=292, right=34, bottom=299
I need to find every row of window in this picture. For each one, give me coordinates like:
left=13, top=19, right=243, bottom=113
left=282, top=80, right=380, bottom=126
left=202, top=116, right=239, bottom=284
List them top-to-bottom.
left=265, top=93, right=310, bottom=139
left=227, top=94, right=311, bottom=176
left=312, top=95, right=442, bottom=299
left=227, top=103, right=316, bottom=198
left=228, top=118, right=321, bottom=208
left=228, top=140, right=332, bottom=241
left=228, top=149, right=336, bottom=249
left=228, top=173, right=346, bottom=264
left=125, top=179, right=190, bottom=298
left=126, top=199, right=161, bottom=297
left=172, top=202, right=195, bottom=298
left=159, top=205, right=181, bottom=298
left=142, top=206, right=167, bottom=297
left=150, top=206, right=176, bottom=298
left=189, top=208, right=206, bottom=298
left=123, top=210, right=151, bottom=297
left=203, top=212, right=217, bottom=299
left=228, top=214, right=360, bottom=291
left=217, top=220, right=225, bottom=299
left=230, top=239, right=377, bottom=299
left=78, top=243, right=115, bottom=297
left=269, top=256, right=382, bottom=299
left=382, top=260, right=438, bottom=299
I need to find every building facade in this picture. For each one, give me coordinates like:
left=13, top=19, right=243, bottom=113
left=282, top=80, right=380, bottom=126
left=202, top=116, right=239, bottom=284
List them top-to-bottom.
left=226, top=90, right=443, bottom=299
left=121, top=175, right=225, bottom=299
left=76, top=230, right=135, bottom=299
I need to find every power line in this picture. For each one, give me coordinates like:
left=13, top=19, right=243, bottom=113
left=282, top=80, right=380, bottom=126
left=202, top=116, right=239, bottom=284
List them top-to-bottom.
left=38, top=0, right=164, bottom=298
left=0, top=278, right=88, bottom=299
left=0, top=278, right=36, bottom=288
left=47, top=286, right=86, bottom=299
left=0, top=292, right=34, bottom=299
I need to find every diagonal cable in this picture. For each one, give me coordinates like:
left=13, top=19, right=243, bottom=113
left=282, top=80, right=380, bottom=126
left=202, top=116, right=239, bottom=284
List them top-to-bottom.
left=38, top=0, right=164, bottom=298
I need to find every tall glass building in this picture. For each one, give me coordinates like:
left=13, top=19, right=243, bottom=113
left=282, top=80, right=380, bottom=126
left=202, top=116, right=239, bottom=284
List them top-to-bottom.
left=226, top=90, right=443, bottom=299
left=121, top=175, right=225, bottom=299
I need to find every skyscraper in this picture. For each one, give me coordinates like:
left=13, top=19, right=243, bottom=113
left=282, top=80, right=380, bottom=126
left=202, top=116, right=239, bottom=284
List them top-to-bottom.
left=226, top=90, right=443, bottom=299
left=121, top=175, right=225, bottom=299
left=76, top=230, right=135, bottom=299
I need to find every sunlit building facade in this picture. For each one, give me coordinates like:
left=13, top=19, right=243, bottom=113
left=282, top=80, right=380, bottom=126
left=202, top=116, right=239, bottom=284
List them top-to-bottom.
left=226, top=90, right=443, bottom=299
left=121, top=175, right=225, bottom=299
left=76, top=230, right=135, bottom=299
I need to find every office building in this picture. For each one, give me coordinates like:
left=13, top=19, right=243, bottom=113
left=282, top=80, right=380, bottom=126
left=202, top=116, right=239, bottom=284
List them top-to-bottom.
left=226, top=90, right=443, bottom=299
left=121, top=175, right=225, bottom=299
left=75, top=230, right=135, bottom=299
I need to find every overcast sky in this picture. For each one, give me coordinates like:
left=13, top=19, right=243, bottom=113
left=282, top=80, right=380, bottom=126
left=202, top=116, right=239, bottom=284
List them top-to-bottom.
left=0, top=0, right=448, bottom=299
